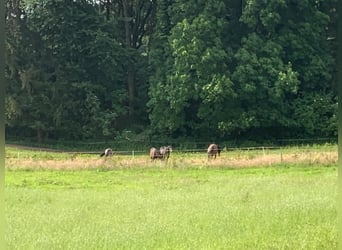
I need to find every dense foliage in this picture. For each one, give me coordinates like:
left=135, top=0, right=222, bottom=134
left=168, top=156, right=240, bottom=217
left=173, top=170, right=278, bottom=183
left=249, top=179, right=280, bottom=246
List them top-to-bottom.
left=5, top=0, right=337, bottom=143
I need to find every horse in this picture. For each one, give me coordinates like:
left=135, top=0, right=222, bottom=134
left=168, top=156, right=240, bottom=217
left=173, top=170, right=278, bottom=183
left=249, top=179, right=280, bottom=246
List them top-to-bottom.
left=207, top=144, right=220, bottom=159
left=160, top=145, right=172, bottom=160
left=150, top=146, right=172, bottom=161
left=150, top=147, right=163, bottom=161
left=100, top=148, right=113, bottom=157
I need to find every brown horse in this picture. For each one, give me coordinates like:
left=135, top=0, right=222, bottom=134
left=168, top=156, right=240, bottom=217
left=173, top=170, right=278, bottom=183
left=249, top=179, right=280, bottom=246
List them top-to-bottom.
left=207, top=144, right=220, bottom=159
left=150, top=146, right=172, bottom=161
left=150, top=147, right=163, bottom=161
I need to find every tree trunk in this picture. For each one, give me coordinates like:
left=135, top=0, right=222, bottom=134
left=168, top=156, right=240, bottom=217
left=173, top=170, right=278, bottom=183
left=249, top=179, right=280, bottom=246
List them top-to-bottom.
left=122, top=0, right=131, bottom=47
left=37, top=128, right=45, bottom=143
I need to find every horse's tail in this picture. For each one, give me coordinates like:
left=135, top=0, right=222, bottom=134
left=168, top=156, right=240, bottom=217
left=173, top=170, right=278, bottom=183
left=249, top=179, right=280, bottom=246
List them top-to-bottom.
left=100, top=152, right=105, bottom=157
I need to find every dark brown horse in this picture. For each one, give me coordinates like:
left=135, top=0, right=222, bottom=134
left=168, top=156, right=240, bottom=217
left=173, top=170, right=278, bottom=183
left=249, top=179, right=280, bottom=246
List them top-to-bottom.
left=207, top=144, right=220, bottom=159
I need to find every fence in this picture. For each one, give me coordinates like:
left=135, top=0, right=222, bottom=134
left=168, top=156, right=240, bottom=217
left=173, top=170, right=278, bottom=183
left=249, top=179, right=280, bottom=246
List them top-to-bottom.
left=5, top=136, right=337, bottom=151
left=5, top=142, right=337, bottom=158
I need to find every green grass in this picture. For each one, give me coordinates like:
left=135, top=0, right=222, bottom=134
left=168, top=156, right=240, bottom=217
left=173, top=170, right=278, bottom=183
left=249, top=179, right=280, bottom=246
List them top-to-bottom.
left=5, top=147, right=94, bottom=160
left=5, top=165, right=337, bottom=249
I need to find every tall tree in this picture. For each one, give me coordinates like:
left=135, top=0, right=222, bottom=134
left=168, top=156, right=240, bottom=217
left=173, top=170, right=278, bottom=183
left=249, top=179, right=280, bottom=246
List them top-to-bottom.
left=110, top=0, right=156, bottom=123
left=147, top=0, right=174, bottom=135
left=149, top=0, right=236, bottom=138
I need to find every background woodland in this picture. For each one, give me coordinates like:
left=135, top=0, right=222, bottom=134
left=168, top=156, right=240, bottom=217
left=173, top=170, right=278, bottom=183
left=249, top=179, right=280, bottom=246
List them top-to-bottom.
left=5, top=0, right=338, bottom=144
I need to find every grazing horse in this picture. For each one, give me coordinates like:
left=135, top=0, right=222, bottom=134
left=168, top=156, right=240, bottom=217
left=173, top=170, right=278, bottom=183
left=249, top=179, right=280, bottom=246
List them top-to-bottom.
left=207, top=144, right=220, bottom=159
left=150, top=146, right=172, bottom=161
left=160, top=146, right=172, bottom=160
left=150, top=147, right=163, bottom=161
left=100, top=148, right=113, bottom=157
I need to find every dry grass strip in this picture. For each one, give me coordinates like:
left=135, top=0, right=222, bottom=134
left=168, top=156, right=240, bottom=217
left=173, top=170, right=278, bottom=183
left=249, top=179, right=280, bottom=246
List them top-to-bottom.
left=5, top=150, right=337, bottom=170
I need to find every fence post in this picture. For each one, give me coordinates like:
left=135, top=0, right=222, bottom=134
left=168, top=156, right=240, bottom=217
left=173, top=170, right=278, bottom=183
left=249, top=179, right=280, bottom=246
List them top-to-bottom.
left=280, top=151, right=283, bottom=163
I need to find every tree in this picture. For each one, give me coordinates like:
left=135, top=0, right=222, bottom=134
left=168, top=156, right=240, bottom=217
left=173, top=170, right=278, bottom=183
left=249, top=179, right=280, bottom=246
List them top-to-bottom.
left=110, top=0, right=156, bottom=123
left=149, top=0, right=236, bottom=138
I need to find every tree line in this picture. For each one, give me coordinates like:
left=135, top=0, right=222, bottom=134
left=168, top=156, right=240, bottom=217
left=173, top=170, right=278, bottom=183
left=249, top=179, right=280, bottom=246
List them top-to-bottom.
left=5, top=0, right=337, bottom=143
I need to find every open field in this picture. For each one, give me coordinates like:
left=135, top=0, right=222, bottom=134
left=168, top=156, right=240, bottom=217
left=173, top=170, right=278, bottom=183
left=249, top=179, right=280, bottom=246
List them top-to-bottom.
left=5, top=145, right=338, bottom=249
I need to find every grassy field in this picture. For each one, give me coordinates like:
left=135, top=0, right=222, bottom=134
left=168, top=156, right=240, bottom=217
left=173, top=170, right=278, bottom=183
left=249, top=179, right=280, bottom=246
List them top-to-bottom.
left=5, top=145, right=338, bottom=249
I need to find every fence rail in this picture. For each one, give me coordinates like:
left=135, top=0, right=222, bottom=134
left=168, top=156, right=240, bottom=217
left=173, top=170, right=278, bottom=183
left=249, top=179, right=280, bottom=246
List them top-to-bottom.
left=5, top=143, right=336, bottom=157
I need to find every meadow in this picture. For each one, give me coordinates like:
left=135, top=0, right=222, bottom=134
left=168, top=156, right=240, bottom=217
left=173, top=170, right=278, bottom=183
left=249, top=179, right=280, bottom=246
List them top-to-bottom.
left=5, top=145, right=338, bottom=249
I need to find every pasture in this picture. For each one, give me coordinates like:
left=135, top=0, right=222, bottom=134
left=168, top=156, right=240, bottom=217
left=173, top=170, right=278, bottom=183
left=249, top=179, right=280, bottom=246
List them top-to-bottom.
left=5, top=145, right=337, bottom=249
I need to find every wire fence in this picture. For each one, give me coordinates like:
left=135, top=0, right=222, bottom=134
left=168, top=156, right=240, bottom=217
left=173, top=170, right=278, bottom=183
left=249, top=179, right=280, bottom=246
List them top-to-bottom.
left=5, top=141, right=337, bottom=157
